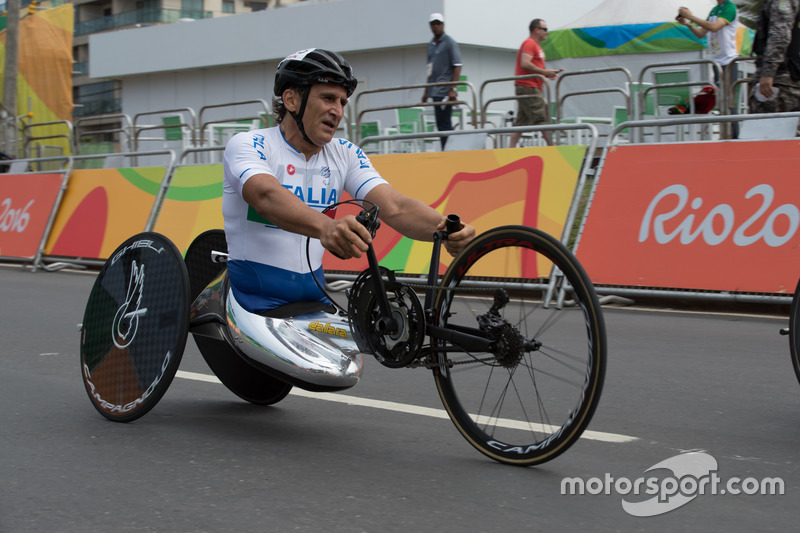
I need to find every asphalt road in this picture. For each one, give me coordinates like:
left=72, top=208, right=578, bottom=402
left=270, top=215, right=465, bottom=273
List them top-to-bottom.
left=2, top=264, right=798, bottom=532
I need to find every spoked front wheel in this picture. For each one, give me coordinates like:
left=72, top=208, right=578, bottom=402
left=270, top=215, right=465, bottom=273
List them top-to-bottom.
left=432, top=226, right=606, bottom=466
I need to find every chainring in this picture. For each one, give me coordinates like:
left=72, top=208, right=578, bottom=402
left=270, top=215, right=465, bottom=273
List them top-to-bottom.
left=347, top=268, right=425, bottom=368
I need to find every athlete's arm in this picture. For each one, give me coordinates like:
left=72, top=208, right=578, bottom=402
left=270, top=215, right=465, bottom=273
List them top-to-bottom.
left=242, top=173, right=372, bottom=259
left=364, top=183, right=475, bottom=256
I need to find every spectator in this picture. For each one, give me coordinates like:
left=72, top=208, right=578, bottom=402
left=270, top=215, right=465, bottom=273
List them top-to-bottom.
left=749, top=0, right=800, bottom=127
left=677, top=1, right=740, bottom=136
left=421, top=12, right=462, bottom=150
left=509, top=19, right=562, bottom=148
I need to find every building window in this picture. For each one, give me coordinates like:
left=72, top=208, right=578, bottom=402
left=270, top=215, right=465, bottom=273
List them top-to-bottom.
left=182, top=0, right=203, bottom=12
left=222, top=0, right=234, bottom=13
left=249, top=2, right=267, bottom=11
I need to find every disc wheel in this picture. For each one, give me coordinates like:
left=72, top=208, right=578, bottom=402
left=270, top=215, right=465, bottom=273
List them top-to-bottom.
left=431, top=226, right=606, bottom=466
left=80, top=232, right=190, bottom=422
left=790, top=277, right=800, bottom=385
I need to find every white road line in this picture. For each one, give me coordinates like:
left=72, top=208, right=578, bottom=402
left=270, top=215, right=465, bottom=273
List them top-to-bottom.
left=176, top=370, right=637, bottom=444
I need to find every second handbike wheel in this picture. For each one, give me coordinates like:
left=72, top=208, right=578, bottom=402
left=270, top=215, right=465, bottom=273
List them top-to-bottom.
left=431, top=226, right=606, bottom=466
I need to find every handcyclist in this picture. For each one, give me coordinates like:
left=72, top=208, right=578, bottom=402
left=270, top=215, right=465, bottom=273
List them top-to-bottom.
left=222, top=48, right=476, bottom=313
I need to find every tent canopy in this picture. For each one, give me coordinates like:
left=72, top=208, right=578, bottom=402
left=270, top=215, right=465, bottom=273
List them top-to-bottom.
left=537, top=0, right=753, bottom=132
left=544, top=0, right=752, bottom=60
left=560, top=0, right=717, bottom=29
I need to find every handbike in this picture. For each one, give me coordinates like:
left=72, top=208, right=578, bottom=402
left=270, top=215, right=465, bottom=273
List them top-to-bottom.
left=79, top=202, right=606, bottom=466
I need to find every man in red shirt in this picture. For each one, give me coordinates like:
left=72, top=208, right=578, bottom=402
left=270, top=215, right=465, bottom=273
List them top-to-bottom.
left=509, top=19, right=563, bottom=148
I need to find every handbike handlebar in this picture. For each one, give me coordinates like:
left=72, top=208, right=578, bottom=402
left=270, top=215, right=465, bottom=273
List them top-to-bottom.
left=356, top=205, right=381, bottom=238
left=355, top=207, right=461, bottom=241
left=445, top=214, right=462, bottom=236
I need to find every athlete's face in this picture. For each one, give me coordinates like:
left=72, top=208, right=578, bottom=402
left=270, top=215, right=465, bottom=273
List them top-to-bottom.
left=301, top=83, right=348, bottom=146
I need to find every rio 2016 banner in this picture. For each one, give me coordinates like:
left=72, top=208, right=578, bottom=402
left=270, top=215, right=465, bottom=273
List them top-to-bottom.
left=576, top=141, right=800, bottom=294
left=323, top=146, right=587, bottom=276
left=36, top=147, right=586, bottom=266
left=149, top=147, right=587, bottom=274
left=152, top=164, right=225, bottom=253
left=43, top=167, right=169, bottom=259
left=0, top=173, right=64, bottom=259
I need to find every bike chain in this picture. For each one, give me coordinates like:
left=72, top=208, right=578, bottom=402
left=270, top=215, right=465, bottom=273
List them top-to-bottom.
left=400, top=281, right=500, bottom=369
left=401, top=281, right=492, bottom=293
left=408, top=354, right=497, bottom=369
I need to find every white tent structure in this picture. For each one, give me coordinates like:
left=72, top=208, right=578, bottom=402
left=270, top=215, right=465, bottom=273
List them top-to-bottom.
left=545, top=0, right=731, bottom=123
left=560, top=0, right=717, bottom=29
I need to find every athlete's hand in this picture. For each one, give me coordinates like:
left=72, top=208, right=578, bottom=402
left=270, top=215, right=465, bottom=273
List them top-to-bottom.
left=321, top=215, right=373, bottom=259
left=440, top=219, right=476, bottom=257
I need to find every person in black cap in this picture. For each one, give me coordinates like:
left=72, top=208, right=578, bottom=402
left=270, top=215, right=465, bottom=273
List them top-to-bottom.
left=421, top=13, right=463, bottom=149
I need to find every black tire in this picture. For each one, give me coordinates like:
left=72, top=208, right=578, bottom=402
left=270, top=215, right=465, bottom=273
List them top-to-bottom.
left=431, top=226, right=606, bottom=466
left=184, top=229, right=293, bottom=405
left=184, top=229, right=228, bottom=303
left=80, top=232, right=190, bottom=422
left=790, top=277, right=800, bottom=385
left=192, top=336, right=293, bottom=405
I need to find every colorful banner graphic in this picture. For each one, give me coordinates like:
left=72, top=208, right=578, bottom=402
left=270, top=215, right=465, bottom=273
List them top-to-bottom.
left=0, top=4, right=74, bottom=155
left=542, top=22, right=753, bottom=60
left=576, top=141, right=800, bottom=294
left=324, top=146, right=586, bottom=275
left=39, top=147, right=585, bottom=266
left=152, top=164, right=225, bottom=254
left=43, top=167, right=168, bottom=259
left=0, top=173, right=64, bottom=259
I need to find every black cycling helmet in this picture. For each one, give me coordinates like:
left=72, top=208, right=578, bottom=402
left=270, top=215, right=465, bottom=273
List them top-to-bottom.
left=274, top=48, right=358, bottom=98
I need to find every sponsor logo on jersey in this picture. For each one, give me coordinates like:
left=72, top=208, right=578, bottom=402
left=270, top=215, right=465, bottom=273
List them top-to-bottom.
left=252, top=133, right=267, bottom=160
left=338, top=139, right=372, bottom=170
left=287, top=164, right=296, bottom=175
left=281, top=184, right=338, bottom=208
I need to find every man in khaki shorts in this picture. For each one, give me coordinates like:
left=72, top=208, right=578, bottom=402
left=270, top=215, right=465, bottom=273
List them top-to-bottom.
left=509, top=19, right=563, bottom=147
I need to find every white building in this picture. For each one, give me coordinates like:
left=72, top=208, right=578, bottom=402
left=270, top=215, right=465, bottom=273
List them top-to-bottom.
left=89, top=0, right=585, bottom=142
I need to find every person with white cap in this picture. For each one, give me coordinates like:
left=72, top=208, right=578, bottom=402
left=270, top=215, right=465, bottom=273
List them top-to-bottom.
left=421, top=12, right=463, bottom=149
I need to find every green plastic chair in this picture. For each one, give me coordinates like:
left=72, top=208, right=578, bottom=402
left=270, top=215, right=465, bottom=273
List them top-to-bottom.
left=653, top=70, right=691, bottom=112
left=396, top=107, right=424, bottom=134
left=360, top=120, right=383, bottom=153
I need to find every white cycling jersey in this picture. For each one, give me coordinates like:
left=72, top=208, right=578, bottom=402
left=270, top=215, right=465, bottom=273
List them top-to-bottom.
left=222, top=126, right=388, bottom=273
